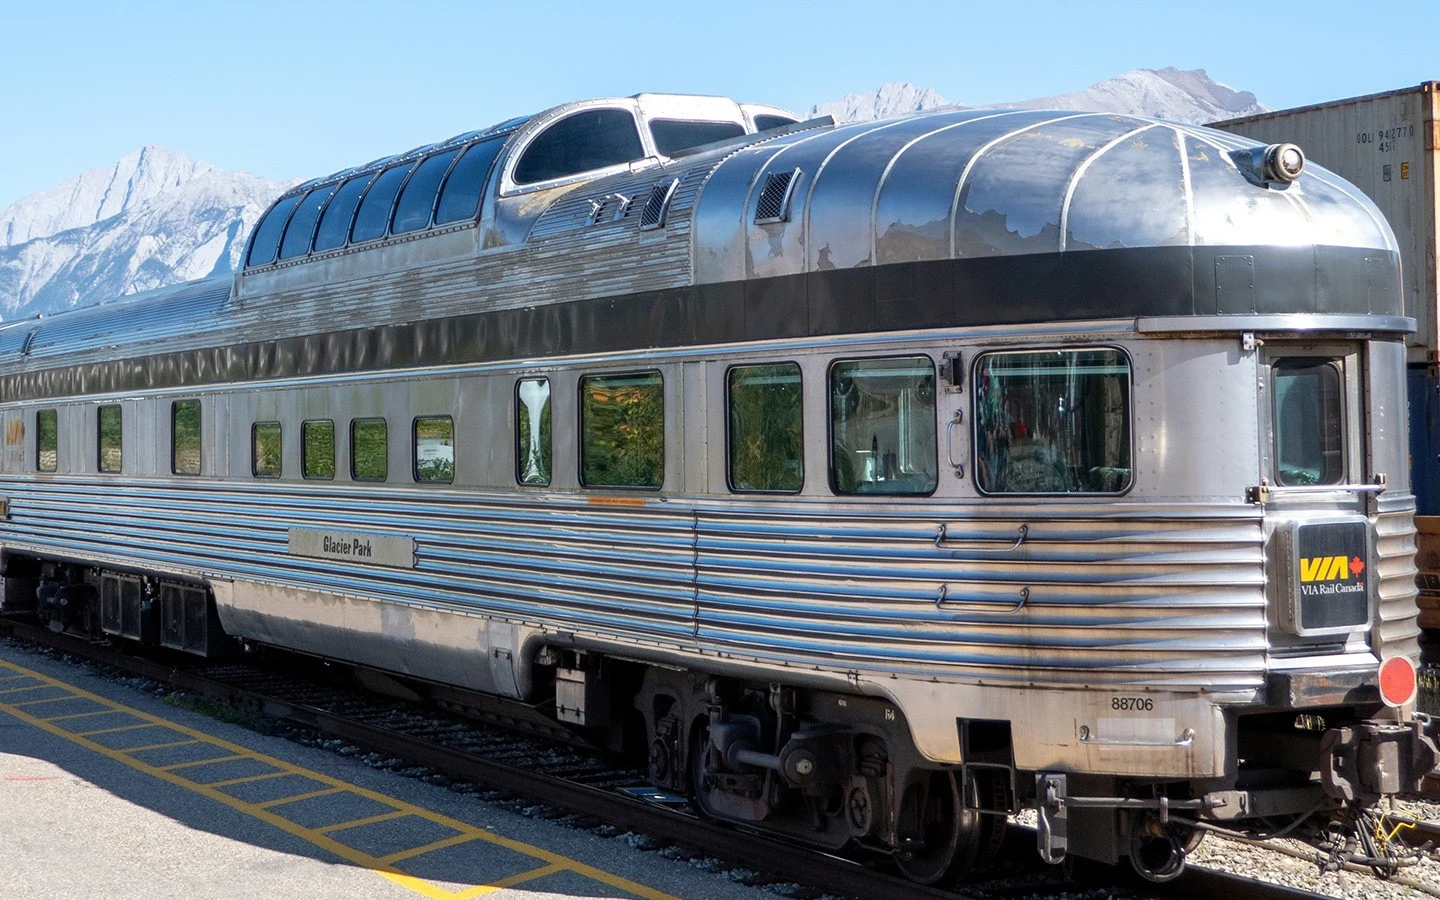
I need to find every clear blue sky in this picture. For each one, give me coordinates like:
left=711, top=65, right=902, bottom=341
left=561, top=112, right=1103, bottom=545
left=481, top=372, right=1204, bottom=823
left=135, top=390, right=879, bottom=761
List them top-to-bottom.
left=2, top=0, right=1436, bottom=210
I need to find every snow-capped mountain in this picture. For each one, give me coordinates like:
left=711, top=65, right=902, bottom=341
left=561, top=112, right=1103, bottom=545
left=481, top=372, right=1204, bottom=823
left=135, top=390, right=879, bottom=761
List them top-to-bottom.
left=1, top=66, right=1264, bottom=319
left=807, top=67, right=1267, bottom=125
left=808, top=83, right=951, bottom=125
left=0, top=148, right=287, bottom=320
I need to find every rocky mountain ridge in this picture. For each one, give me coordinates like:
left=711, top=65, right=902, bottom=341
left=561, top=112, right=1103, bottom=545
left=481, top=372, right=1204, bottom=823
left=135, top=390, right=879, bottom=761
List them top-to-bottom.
left=1, top=67, right=1266, bottom=318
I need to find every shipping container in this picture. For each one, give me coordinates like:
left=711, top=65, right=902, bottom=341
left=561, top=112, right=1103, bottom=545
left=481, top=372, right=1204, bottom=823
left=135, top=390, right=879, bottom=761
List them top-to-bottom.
left=1214, top=83, right=1440, bottom=513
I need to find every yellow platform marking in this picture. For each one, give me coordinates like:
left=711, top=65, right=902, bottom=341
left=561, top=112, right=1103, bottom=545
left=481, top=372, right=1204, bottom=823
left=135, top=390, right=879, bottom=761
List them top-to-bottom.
left=0, top=658, right=677, bottom=900
left=43, top=709, right=119, bottom=723
left=74, top=722, right=154, bottom=737
left=124, top=739, right=202, bottom=753
left=159, top=753, right=247, bottom=771
left=206, top=770, right=292, bottom=789
left=257, top=785, right=344, bottom=809
left=320, top=808, right=414, bottom=834
left=455, top=863, right=565, bottom=899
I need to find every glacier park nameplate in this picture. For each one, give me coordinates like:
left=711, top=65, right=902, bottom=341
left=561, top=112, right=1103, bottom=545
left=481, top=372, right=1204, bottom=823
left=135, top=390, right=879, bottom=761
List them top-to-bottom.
left=288, top=528, right=416, bottom=569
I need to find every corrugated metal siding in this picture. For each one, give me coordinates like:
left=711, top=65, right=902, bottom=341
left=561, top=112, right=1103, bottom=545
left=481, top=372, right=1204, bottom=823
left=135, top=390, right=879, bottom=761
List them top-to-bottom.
left=0, top=475, right=1291, bottom=690
left=1374, top=492, right=1421, bottom=655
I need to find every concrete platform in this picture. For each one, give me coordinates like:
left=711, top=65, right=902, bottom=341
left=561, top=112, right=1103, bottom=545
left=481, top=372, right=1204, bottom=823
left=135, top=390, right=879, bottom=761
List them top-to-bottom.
left=0, top=638, right=779, bottom=900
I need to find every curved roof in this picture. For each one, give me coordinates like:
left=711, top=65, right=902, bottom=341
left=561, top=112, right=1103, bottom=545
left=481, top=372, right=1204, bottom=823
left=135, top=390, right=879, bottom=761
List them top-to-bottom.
left=688, top=108, right=1396, bottom=285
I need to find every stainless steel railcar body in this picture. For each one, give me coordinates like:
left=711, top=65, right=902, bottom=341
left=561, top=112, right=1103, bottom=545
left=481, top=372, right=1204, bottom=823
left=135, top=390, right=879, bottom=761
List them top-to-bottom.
left=0, top=93, right=1433, bottom=881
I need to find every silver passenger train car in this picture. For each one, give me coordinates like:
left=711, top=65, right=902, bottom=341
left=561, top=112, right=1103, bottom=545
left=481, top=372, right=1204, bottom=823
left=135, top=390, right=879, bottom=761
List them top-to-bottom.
left=0, top=92, right=1436, bottom=882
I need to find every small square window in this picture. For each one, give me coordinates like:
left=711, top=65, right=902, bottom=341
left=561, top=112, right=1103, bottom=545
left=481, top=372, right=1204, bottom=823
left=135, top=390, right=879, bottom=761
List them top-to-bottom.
left=516, top=378, right=551, bottom=486
left=172, top=400, right=201, bottom=475
left=98, top=405, right=123, bottom=473
left=36, top=409, right=57, bottom=473
left=413, top=416, right=454, bottom=483
left=351, top=419, right=388, bottom=481
left=302, top=420, right=335, bottom=480
left=252, top=422, right=282, bottom=478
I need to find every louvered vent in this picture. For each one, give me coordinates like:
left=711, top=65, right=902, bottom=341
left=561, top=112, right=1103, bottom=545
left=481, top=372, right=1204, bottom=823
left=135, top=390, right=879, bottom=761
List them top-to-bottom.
left=755, top=169, right=801, bottom=224
left=639, top=178, right=680, bottom=230
left=586, top=193, right=631, bottom=226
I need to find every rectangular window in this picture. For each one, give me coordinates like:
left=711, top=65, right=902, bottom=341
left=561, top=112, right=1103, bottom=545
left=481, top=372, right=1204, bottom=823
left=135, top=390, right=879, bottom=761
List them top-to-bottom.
left=973, top=348, right=1132, bottom=494
left=830, top=357, right=936, bottom=495
left=1273, top=359, right=1344, bottom=486
left=728, top=363, right=803, bottom=492
left=580, top=372, right=663, bottom=488
left=516, top=378, right=551, bottom=485
left=172, top=400, right=201, bottom=475
left=98, top=405, right=123, bottom=473
left=36, top=409, right=57, bottom=473
left=413, top=416, right=454, bottom=483
left=351, top=418, right=388, bottom=481
left=302, top=419, right=335, bottom=480
left=252, top=422, right=282, bottom=478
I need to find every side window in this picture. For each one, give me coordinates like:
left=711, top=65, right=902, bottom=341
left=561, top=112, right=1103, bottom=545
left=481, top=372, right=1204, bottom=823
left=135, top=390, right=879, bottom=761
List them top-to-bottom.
left=514, top=109, right=645, bottom=185
left=435, top=138, right=505, bottom=224
left=391, top=150, right=460, bottom=234
left=350, top=163, right=415, bottom=243
left=313, top=173, right=374, bottom=251
left=277, top=185, right=334, bottom=260
left=245, top=193, right=304, bottom=267
left=973, top=348, right=1132, bottom=494
left=830, top=357, right=936, bottom=495
left=1272, top=358, right=1344, bottom=486
left=728, top=363, right=803, bottom=493
left=580, top=372, right=663, bottom=488
left=516, top=378, right=551, bottom=486
left=172, top=400, right=202, bottom=475
left=98, top=405, right=123, bottom=473
left=36, top=408, right=57, bottom=473
left=413, top=416, right=454, bottom=483
left=351, top=418, right=388, bottom=481
left=302, top=419, right=336, bottom=480
left=252, top=422, right=282, bottom=478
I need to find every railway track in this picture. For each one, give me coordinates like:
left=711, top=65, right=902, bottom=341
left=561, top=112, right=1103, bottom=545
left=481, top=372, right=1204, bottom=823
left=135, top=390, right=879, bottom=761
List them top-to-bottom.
left=0, top=616, right=1400, bottom=900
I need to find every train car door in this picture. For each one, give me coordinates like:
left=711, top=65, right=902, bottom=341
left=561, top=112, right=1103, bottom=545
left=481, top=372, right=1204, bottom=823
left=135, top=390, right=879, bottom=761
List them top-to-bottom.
left=1256, top=340, right=1376, bottom=648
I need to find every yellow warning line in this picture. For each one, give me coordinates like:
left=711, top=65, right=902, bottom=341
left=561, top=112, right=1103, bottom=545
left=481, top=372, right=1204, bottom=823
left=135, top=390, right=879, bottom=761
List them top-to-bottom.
left=0, top=657, right=677, bottom=900
left=40, top=709, right=114, bottom=723
left=74, top=722, right=154, bottom=737
left=206, top=771, right=292, bottom=789
left=257, top=786, right=344, bottom=809
left=318, top=808, right=412, bottom=834
left=380, top=832, right=479, bottom=866
left=455, top=863, right=565, bottom=899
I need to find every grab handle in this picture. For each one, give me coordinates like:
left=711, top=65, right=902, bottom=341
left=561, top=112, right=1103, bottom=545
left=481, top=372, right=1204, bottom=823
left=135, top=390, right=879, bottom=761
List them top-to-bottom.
left=945, top=409, right=964, bottom=476
left=935, top=522, right=1028, bottom=551
left=936, top=583, right=1030, bottom=614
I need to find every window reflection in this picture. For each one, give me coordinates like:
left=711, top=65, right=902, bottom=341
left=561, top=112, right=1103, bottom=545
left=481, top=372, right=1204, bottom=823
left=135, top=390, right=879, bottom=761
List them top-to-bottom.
left=973, top=349, right=1131, bottom=494
left=830, top=357, right=936, bottom=495
left=1273, top=359, right=1344, bottom=486
left=729, top=364, right=803, bottom=493
left=516, top=378, right=551, bottom=486
left=413, top=416, right=455, bottom=483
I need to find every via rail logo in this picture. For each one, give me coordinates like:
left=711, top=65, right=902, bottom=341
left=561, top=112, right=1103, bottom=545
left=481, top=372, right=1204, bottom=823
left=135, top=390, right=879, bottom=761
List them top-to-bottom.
left=1298, top=554, right=1366, bottom=596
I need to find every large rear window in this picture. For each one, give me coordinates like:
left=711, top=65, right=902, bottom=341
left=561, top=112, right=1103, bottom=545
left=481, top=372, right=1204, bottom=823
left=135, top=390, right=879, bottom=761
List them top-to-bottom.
left=973, top=349, right=1132, bottom=494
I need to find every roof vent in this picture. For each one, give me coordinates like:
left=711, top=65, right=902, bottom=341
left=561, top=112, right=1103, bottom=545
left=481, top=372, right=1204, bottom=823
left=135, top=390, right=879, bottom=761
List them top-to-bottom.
left=755, top=169, right=802, bottom=224
left=640, top=178, right=681, bottom=230
left=586, top=193, right=632, bottom=226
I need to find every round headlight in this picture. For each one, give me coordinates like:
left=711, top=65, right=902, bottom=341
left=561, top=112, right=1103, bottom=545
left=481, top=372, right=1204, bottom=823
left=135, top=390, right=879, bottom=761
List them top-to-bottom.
left=1264, top=143, right=1305, bottom=183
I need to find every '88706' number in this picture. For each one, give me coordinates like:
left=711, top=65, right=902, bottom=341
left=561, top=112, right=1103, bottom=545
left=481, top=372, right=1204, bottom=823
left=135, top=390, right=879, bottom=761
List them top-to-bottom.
left=1110, top=696, right=1154, bottom=711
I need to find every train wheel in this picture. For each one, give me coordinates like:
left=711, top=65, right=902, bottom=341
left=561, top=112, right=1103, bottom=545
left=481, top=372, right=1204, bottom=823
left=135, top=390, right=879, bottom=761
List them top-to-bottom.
left=894, top=770, right=983, bottom=885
